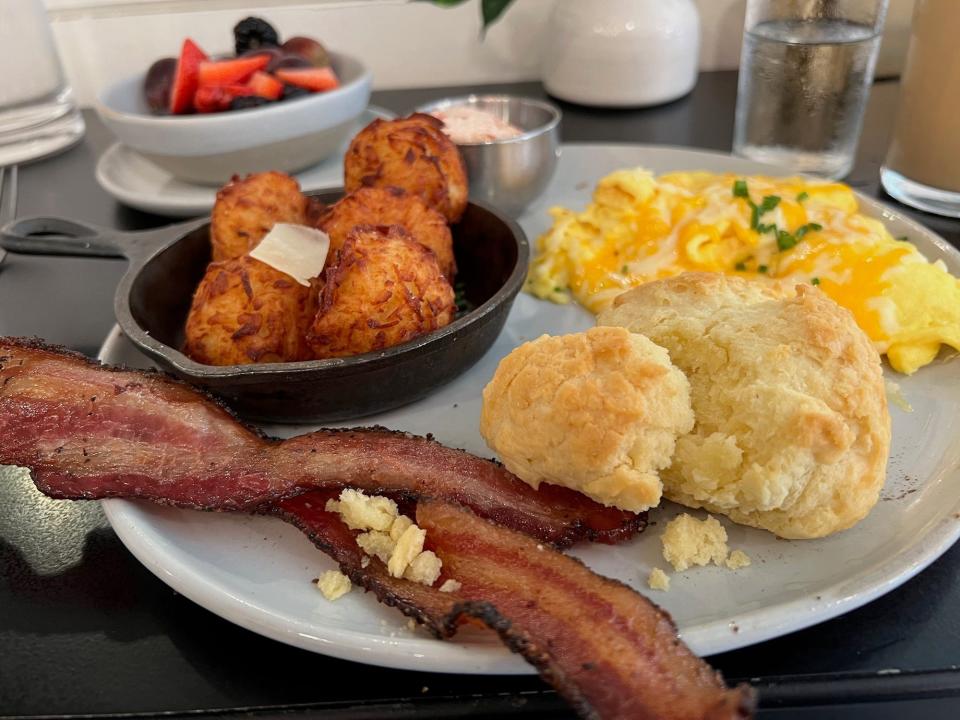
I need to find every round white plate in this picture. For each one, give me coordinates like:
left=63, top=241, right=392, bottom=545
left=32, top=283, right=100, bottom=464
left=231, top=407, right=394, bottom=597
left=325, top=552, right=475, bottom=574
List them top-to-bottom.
left=95, top=106, right=394, bottom=218
left=100, top=143, right=960, bottom=674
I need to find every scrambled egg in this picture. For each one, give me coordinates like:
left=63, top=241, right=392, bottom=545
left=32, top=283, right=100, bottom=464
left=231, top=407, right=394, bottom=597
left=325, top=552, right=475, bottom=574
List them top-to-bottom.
left=526, top=168, right=960, bottom=374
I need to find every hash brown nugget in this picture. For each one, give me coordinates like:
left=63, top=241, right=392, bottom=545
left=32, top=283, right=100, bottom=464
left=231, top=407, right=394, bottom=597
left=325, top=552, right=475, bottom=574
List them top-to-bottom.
left=343, top=114, right=468, bottom=223
left=210, top=171, right=308, bottom=262
left=318, top=186, right=456, bottom=279
left=308, top=225, right=456, bottom=359
left=184, top=255, right=315, bottom=365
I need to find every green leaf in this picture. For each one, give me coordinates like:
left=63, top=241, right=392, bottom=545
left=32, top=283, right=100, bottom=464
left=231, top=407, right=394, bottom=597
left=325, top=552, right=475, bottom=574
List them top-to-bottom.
left=481, top=0, right=514, bottom=27
left=732, top=179, right=749, bottom=198
left=796, top=191, right=809, bottom=202
left=811, top=277, right=821, bottom=285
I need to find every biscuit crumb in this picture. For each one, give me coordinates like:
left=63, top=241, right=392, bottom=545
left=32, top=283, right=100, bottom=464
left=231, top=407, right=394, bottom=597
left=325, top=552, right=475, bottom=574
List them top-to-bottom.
left=327, top=488, right=398, bottom=531
left=326, top=489, right=442, bottom=586
left=662, top=513, right=729, bottom=571
left=356, top=530, right=394, bottom=564
left=725, top=549, right=752, bottom=570
left=403, top=550, right=442, bottom=585
left=647, top=567, right=670, bottom=591
left=316, top=569, right=352, bottom=601
left=439, top=579, right=462, bottom=593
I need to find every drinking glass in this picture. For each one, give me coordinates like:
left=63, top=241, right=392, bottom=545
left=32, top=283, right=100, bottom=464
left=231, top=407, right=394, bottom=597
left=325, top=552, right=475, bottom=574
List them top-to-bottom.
left=0, top=0, right=85, bottom=166
left=733, top=0, right=888, bottom=178
left=880, top=0, right=960, bottom=218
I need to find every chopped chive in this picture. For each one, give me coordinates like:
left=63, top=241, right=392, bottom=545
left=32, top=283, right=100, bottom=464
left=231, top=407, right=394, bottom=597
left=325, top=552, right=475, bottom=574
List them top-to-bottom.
left=733, top=179, right=749, bottom=198
left=796, top=191, right=809, bottom=202
left=759, top=195, right=781, bottom=213
left=750, top=204, right=760, bottom=229
left=756, top=222, right=776, bottom=234
left=795, top=222, right=822, bottom=240
left=777, top=229, right=798, bottom=251
left=896, top=235, right=909, bottom=242
left=734, top=261, right=747, bottom=271
left=758, top=264, right=768, bottom=273
left=621, top=265, right=629, bottom=274
left=811, top=277, right=821, bottom=286
left=554, top=286, right=564, bottom=293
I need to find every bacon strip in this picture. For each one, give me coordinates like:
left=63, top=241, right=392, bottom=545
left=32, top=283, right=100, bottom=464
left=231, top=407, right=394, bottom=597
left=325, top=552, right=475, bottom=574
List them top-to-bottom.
left=0, top=338, right=644, bottom=546
left=270, top=493, right=753, bottom=719
left=417, top=501, right=754, bottom=720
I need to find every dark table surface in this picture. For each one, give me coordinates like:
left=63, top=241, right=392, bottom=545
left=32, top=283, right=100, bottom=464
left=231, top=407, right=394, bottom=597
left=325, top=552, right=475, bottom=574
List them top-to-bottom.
left=2, top=72, right=959, bottom=719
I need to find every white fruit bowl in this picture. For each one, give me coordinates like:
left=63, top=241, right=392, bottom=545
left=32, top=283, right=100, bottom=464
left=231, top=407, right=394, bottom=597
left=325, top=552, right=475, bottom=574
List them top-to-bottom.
left=95, top=52, right=371, bottom=185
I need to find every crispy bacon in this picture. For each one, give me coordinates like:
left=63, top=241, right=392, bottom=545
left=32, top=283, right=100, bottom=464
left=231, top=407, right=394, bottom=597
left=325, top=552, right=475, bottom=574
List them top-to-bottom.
left=0, top=337, right=644, bottom=546
left=0, top=338, right=753, bottom=719
left=271, top=493, right=753, bottom=720
left=418, top=501, right=754, bottom=720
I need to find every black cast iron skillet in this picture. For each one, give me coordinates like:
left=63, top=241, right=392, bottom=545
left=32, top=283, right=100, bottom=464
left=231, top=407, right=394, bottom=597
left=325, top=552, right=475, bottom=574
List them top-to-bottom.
left=0, top=191, right=529, bottom=423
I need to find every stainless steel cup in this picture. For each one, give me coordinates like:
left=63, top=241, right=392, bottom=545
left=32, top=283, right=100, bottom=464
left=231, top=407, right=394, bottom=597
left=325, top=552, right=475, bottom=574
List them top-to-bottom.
left=417, top=95, right=561, bottom=217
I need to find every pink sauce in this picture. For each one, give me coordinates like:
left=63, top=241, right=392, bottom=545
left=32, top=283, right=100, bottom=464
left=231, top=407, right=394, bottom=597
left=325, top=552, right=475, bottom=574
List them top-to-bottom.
left=430, top=106, right=523, bottom=144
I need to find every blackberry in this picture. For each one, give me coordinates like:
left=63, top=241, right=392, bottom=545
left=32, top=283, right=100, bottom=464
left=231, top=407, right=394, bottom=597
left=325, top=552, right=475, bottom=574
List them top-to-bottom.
left=234, top=17, right=279, bottom=54
left=281, top=84, right=312, bottom=101
left=230, top=95, right=272, bottom=111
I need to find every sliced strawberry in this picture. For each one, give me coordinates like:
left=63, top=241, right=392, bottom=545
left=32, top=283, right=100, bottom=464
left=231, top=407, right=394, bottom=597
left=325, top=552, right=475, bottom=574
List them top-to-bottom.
left=169, top=38, right=208, bottom=114
left=198, top=55, right=270, bottom=87
left=274, top=66, right=339, bottom=92
left=247, top=71, right=284, bottom=100
left=193, top=84, right=256, bottom=113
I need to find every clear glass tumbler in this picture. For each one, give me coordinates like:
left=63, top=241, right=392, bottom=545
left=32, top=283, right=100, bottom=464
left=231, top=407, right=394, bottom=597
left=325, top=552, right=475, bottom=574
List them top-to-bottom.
left=0, top=0, right=85, bottom=166
left=733, top=0, right=888, bottom=178
left=880, top=0, right=960, bottom=218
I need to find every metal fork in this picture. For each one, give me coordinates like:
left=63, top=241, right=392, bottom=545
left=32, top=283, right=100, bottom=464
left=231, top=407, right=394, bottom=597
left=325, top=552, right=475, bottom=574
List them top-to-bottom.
left=0, top=165, right=18, bottom=268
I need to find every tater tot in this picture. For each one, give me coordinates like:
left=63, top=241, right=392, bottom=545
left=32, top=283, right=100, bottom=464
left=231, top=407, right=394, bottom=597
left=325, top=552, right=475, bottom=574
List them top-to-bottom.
left=343, top=114, right=468, bottom=223
left=210, top=172, right=308, bottom=262
left=317, top=186, right=456, bottom=279
left=307, top=225, right=456, bottom=359
left=184, top=256, right=315, bottom=365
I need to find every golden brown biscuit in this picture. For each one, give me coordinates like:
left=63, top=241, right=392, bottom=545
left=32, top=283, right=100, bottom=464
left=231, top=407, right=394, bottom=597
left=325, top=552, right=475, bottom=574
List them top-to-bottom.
left=343, top=114, right=468, bottom=223
left=210, top=172, right=308, bottom=262
left=318, top=186, right=456, bottom=279
left=307, top=225, right=455, bottom=359
left=184, top=255, right=314, bottom=365
left=598, top=272, right=890, bottom=539
left=480, top=327, right=694, bottom=512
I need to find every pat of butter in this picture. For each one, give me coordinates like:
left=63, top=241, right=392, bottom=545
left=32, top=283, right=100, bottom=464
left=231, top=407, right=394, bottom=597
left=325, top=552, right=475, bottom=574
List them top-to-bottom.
left=249, top=223, right=330, bottom=286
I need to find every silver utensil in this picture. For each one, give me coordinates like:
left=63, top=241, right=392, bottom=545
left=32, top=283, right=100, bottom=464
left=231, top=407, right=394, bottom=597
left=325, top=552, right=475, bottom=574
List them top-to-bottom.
left=0, top=165, right=18, bottom=269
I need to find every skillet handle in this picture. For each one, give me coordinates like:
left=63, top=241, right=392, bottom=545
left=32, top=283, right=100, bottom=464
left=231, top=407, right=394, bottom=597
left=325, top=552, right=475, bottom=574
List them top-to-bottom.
left=0, top=216, right=191, bottom=259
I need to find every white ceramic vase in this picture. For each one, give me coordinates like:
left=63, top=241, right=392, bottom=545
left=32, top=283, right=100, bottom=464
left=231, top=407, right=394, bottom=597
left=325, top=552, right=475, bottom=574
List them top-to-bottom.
left=542, top=0, right=701, bottom=107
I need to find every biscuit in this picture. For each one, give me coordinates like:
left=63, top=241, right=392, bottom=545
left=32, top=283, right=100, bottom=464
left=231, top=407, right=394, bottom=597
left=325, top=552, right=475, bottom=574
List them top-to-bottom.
left=598, top=272, right=890, bottom=539
left=480, top=326, right=694, bottom=512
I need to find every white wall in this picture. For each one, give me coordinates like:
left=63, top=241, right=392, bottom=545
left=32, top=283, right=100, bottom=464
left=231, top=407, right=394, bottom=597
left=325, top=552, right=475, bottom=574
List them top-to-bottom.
left=44, top=0, right=915, bottom=106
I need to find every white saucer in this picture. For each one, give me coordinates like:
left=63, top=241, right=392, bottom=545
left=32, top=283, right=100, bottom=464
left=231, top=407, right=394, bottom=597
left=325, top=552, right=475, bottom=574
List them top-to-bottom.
left=95, top=106, right=394, bottom=218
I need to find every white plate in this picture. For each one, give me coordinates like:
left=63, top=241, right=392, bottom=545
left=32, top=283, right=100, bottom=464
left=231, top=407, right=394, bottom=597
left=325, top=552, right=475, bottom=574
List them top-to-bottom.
left=95, top=106, right=394, bottom=218
left=100, top=143, right=960, bottom=675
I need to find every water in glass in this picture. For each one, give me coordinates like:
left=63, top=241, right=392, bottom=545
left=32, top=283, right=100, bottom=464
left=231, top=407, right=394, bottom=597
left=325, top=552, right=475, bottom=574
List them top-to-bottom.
left=734, top=17, right=881, bottom=178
